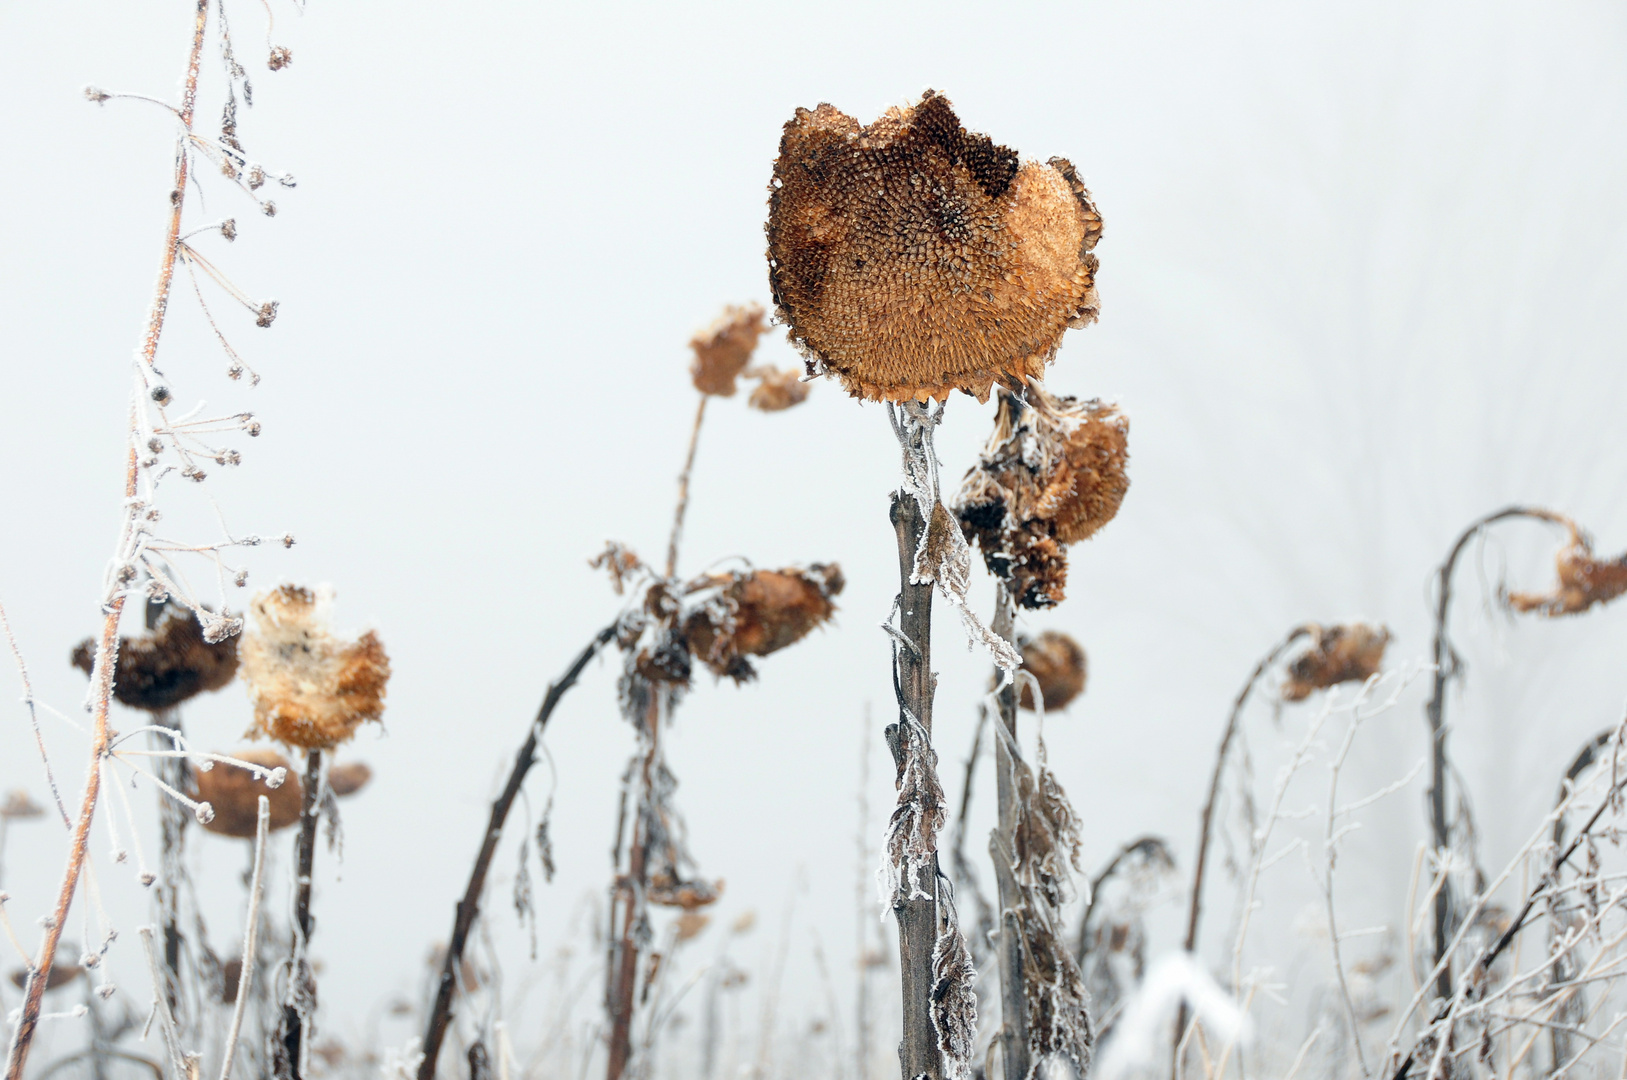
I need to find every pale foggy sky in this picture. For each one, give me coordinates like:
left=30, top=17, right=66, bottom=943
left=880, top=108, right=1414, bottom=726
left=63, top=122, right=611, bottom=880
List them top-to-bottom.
left=1, top=0, right=1625, bottom=1059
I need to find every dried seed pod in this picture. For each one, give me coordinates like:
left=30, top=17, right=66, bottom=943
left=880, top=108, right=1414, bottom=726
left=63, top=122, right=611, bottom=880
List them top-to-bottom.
left=767, top=90, right=1102, bottom=402
left=689, top=303, right=767, bottom=397
left=747, top=367, right=811, bottom=412
left=956, top=386, right=1129, bottom=608
left=1507, top=524, right=1627, bottom=616
left=683, top=564, right=844, bottom=682
left=239, top=585, right=391, bottom=749
left=70, top=602, right=238, bottom=711
left=1281, top=623, right=1391, bottom=702
left=1017, top=630, right=1087, bottom=711
left=193, top=748, right=303, bottom=839
left=327, top=761, right=373, bottom=797
left=0, top=790, right=44, bottom=820
left=647, top=872, right=721, bottom=910
left=674, top=912, right=711, bottom=943
left=8, top=962, right=83, bottom=992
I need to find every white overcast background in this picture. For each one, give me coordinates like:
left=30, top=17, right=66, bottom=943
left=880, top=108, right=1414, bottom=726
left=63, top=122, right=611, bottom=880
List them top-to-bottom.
left=1, top=0, right=1625, bottom=1070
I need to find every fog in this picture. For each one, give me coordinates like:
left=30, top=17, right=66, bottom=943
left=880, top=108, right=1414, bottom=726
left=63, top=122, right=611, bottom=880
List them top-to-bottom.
left=1, top=0, right=1625, bottom=1071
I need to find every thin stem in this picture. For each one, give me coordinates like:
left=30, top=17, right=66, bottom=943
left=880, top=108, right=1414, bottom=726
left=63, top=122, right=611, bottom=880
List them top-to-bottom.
left=3, top=6, right=209, bottom=1075
left=665, top=395, right=709, bottom=580
left=888, top=487, right=941, bottom=1080
left=1423, top=506, right=1567, bottom=1003
left=989, top=588, right=1028, bottom=1080
left=1172, top=624, right=1313, bottom=1078
left=417, top=625, right=618, bottom=1080
left=606, top=688, right=661, bottom=1080
left=276, top=749, right=322, bottom=1080
left=219, top=796, right=269, bottom=1080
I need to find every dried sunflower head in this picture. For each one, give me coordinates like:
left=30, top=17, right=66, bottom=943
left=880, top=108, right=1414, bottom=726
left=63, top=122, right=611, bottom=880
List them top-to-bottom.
left=767, top=90, right=1102, bottom=402
left=690, top=303, right=767, bottom=397
left=747, top=367, right=811, bottom=412
left=956, top=386, right=1129, bottom=608
left=1507, top=524, right=1627, bottom=616
left=683, top=563, right=844, bottom=682
left=239, top=585, right=390, bottom=750
left=71, top=601, right=238, bottom=711
left=1281, top=623, right=1391, bottom=702
left=1017, top=630, right=1087, bottom=711
left=192, top=748, right=302, bottom=839
left=327, top=761, right=373, bottom=797
left=0, top=790, right=44, bottom=820
left=647, top=872, right=722, bottom=911
left=8, top=961, right=83, bottom=992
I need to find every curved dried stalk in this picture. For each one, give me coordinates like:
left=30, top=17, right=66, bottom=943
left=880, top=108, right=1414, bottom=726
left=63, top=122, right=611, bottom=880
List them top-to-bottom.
left=2, top=6, right=210, bottom=1077
left=417, top=624, right=618, bottom=1080
left=219, top=796, right=270, bottom=1080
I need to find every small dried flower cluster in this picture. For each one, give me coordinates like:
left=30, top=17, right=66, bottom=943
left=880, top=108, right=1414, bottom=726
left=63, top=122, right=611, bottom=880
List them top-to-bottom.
left=767, top=90, right=1102, bottom=402
left=747, top=367, right=810, bottom=412
left=956, top=386, right=1129, bottom=608
left=1507, top=523, right=1627, bottom=616
left=239, top=585, right=391, bottom=749
left=70, top=601, right=238, bottom=711
left=1280, top=622, right=1391, bottom=702
left=1016, top=630, right=1087, bottom=712
left=192, top=747, right=302, bottom=838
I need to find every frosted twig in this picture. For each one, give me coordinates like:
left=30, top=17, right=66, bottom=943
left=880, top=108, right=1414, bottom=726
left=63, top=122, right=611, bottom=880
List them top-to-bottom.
left=0, top=600, right=71, bottom=828
left=218, top=796, right=268, bottom=1080
left=138, top=927, right=188, bottom=1080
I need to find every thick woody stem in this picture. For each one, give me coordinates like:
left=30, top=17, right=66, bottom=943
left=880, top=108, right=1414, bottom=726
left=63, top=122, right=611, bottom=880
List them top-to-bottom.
left=2, top=5, right=209, bottom=1076
left=889, top=490, right=942, bottom=1080
left=278, top=749, right=322, bottom=1080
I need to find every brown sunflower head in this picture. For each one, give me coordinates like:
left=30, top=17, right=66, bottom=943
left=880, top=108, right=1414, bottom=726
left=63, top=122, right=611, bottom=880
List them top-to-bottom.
left=767, top=90, right=1102, bottom=402
left=690, top=303, right=767, bottom=397
left=955, top=386, right=1129, bottom=608
left=1507, top=524, right=1627, bottom=617
left=683, top=563, right=844, bottom=683
left=239, top=585, right=391, bottom=750
left=71, top=601, right=238, bottom=711
left=1281, top=623, right=1391, bottom=702
left=1016, top=630, right=1087, bottom=712
left=192, top=747, right=303, bottom=839
left=327, top=761, right=373, bottom=797
left=0, top=790, right=44, bottom=820
left=647, top=872, right=722, bottom=911
left=9, top=961, right=83, bottom=992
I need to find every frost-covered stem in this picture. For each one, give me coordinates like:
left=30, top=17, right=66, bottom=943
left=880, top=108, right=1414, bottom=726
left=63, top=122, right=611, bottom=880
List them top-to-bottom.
left=2, top=6, right=209, bottom=1075
left=665, top=395, right=709, bottom=580
left=888, top=490, right=943, bottom=1080
left=1424, top=506, right=1566, bottom=1003
left=989, top=589, right=1028, bottom=1080
left=418, top=624, right=618, bottom=1080
left=1172, top=624, right=1312, bottom=1077
left=606, top=689, right=661, bottom=1080
left=152, top=704, right=189, bottom=1013
left=949, top=706, right=995, bottom=965
left=1548, top=729, right=1614, bottom=1068
left=279, top=749, right=322, bottom=1080
left=220, top=796, right=270, bottom=1080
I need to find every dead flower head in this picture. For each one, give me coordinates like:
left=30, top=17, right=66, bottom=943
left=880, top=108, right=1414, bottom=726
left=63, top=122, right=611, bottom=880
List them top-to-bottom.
left=767, top=90, right=1103, bottom=402
left=690, top=303, right=767, bottom=397
left=747, top=367, right=811, bottom=412
left=956, top=386, right=1129, bottom=608
left=1507, top=523, right=1627, bottom=617
left=683, top=564, right=844, bottom=682
left=239, top=585, right=391, bottom=750
left=70, top=601, right=238, bottom=711
left=1281, top=623, right=1391, bottom=702
left=1017, top=630, right=1087, bottom=712
left=192, top=748, right=302, bottom=839
left=327, top=761, right=373, bottom=797
left=0, top=790, right=45, bottom=820
left=648, top=872, right=722, bottom=911
left=9, top=961, right=83, bottom=992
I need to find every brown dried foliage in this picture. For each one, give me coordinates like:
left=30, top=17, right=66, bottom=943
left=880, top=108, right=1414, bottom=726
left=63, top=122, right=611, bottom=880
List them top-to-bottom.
left=767, top=90, right=1102, bottom=402
left=689, top=303, right=767, bottom=397
left=747, top=367, right=810, bottom=412
left=957, top=387, right=1129, bottom=608
left=1508, top=524, right=1627, bottom=617
left=683, top=564, right=844, bottom=682
left=240, top=585, right=391, bottom=749
left=70, top=601, right=238, bottom=711
left=1281, top=623, right=1391, bottom=702
left=1018, top=630, right=1087, bottom=711
left=192, top=747, right=302, bottom=839
left=0, top=791, right=44, bottom=819
left=647, top=872, right=722, bottom=911
left=7, top=963, right=82, bottom=992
